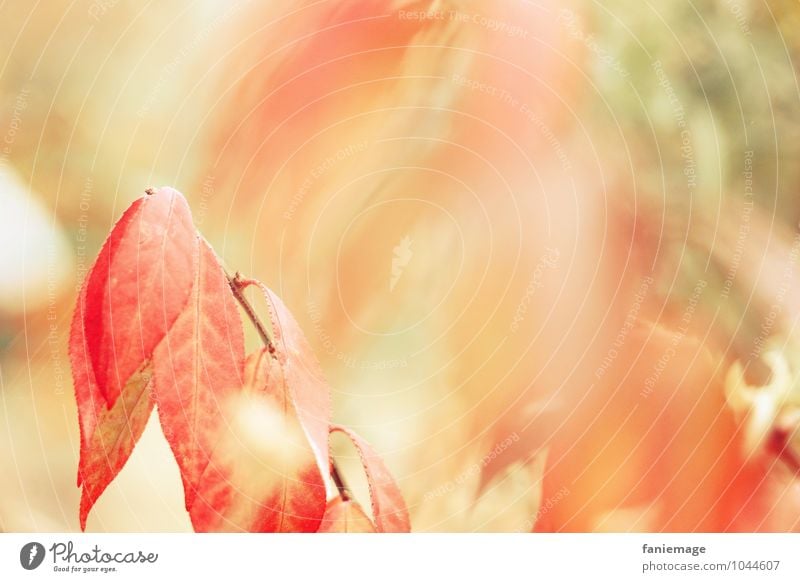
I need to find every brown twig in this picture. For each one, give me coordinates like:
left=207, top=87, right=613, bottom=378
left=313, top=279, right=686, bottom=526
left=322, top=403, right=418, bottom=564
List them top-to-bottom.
left=225, top=271, right=352, bottom=502
left=227, top=271, right=274, bottom=352
left=330, top=464, right=352, bottom=501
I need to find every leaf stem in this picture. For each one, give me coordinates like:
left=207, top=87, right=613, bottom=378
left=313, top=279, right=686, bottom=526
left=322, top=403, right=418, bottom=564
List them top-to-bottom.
left=225, top=271, right=353, bottom=502
left=227, top=271, right=274, bottom=352
left=331, top=463, right=352, bottom=501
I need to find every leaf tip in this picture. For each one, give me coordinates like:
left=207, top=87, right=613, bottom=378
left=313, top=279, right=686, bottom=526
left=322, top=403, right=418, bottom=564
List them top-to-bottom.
left=79, top=489, right=90, bottom=532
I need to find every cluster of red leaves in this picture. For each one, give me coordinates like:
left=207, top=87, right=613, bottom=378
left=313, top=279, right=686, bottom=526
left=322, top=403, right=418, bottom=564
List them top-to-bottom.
left=69, top=187, right=410, bottom=533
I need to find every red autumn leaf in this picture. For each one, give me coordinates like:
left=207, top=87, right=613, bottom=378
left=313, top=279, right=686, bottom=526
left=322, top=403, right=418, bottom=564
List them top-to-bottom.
left=70, top=186, right=408, bottom=533
left=70, top=187, right=196, bottom=529
left=81, top=187, right=198, bottom=408
left=71, top=197, right=143, bottom=490
left=152, top=239, right=245, bottom=512
left=71, top=254, right=155, bottom=530
left=242, top=280, right=332, bottom=476
left=188, top=348, right=327, bottom=531
left=76, top=366, right=154, bottom=530
left=331, top=425, right=410, bottom=532
left=318, top=498, right=376, bottom=533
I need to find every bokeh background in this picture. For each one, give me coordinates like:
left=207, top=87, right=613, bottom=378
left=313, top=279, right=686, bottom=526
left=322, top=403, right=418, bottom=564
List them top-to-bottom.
left=2, top=0, right=800, bottom=532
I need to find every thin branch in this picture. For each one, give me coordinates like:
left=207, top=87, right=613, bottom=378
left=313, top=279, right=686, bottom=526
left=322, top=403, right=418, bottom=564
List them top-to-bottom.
left=226, top=271, right=274, bottom=352
left=331, top=463, right=352, bottom=501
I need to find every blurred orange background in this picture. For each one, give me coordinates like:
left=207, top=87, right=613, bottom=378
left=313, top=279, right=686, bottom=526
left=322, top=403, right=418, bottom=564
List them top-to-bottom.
left=2, top=0, right=800, bottom=532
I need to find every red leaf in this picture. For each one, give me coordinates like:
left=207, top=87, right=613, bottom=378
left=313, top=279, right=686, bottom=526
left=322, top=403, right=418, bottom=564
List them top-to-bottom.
left=82, top=187, right=197, bottom=408
left=70, top=188, right=196, bottom=529
left=71, top=198, right=141, bottom=490
left=152, top=240, right=245, bottom=511
left=71, top=257, right=154, bottom=529
left=242, top=280, right=331, bottom=477
left=188, top=348, right=327, bottom=531
left=77, top=367, right=154, bottom=530
left=331, top=425, right=410, bottom=532
left=318, top=498, right=376, bottom=533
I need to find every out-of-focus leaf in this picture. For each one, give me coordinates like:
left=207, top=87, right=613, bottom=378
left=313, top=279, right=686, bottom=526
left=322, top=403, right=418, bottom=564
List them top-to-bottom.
left=244, top=280, right=331, bottom=477
left=187, top=348, right=326, bottom=532
left=469, top=455, right=545, bottom=532
left=318, top=498, right=375, bottom=533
